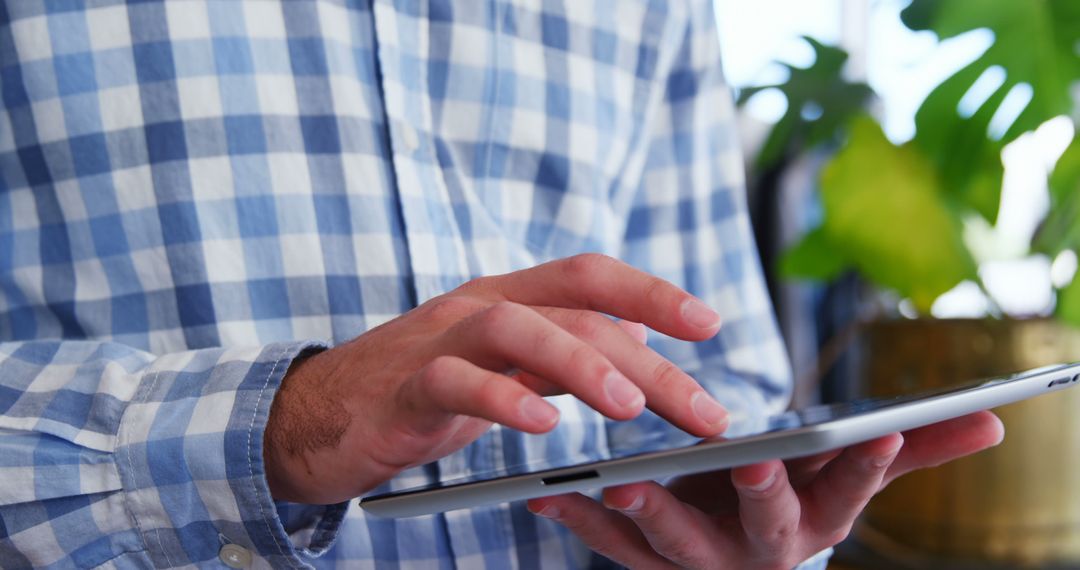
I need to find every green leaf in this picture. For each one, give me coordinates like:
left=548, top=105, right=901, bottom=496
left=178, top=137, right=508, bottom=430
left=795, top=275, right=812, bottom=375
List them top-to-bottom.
left=898, top=0, right=935, bottom=31
left=902, top=0, right=1080, bottom=224
left=904, top=0, right=1080, bottom=143
left=737, top=37, right=874, bottom=172
left=913, top=58, right=1006, bottom=222
left=819, top=116, right=977, bottom=312
left=1034, top=137, right=1080, bottom=255
left=1050, top=138, right=1080, bottom=203
left=778, top=226, right=850, bottom=281
left=1056, top=273, right=1080, bottom=328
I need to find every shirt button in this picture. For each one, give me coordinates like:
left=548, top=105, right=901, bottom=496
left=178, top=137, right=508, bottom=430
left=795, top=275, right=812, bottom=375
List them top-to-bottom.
left=400, top=124, right=420, bottom=153
left=218, top=544, right=252, bottom=568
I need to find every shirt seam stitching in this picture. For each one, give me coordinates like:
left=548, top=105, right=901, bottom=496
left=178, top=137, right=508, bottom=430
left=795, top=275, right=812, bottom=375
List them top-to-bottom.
left=249, top=345, right=295, bottom=567
left=121, top=368, right=175, bottom=569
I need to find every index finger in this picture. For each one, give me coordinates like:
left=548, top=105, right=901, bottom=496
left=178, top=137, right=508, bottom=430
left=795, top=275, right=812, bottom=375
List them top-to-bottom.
left=476, top=254, right=721, bottom=341
left=884, top=411, right=1003, bottom=487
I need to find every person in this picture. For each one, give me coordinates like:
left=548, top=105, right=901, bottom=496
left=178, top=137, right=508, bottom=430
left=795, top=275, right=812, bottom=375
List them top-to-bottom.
left=0, top=1, right=1002, bottom=568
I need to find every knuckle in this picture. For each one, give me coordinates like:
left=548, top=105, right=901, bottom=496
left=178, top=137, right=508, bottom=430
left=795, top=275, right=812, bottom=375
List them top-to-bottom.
left=563, top=253, right=613, bottom=280
left=459, top=275, right=497, bottom=292
left=455, top=276, right=505, bottom=297
left=642, top=277, right=671, bottom=308
left=423, top=296, right=482, bottom=322
left=489, top=300, right=523, bottom=321
left=476, top=301, right=522, bottom=333
left=567, top=311, right=613, bottom=340
left=531, top=326, right=562, bottom=356
left=566, top=343, right=604, bottom=379
left=422, top=355, right=460, bottom=385
left=400, top=356, right=460, bottom=413
left=650, top=360, right=688, bottom=392
left=474, top=376, right=508, bottom=413
left=556, top=511, right=593, bottom=534
left=771, top=522, right=798, bottom=544
left=757, top=523, right=798, bottom=557
left=660, top=536, right=708, bottom=568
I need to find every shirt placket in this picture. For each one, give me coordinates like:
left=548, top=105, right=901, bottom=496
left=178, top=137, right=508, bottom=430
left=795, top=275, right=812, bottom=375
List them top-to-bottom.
left=370, top=0, right=471, bottom=305
left=369, top=2, right=517, bottom=566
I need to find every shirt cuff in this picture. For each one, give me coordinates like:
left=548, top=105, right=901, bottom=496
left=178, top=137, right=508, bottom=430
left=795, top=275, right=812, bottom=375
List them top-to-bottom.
left=115, top=340, right=344, bottom=568
left=275, top=499, right=348, bottom=556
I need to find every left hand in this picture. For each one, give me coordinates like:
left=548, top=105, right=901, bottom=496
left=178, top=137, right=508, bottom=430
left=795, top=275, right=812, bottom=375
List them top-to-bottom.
left=527, top=410, right=1004, bottom=569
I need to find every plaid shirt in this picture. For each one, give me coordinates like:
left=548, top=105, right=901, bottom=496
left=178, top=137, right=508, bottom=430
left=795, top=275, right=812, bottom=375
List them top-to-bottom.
left=0, top=0, right=814, bottom=568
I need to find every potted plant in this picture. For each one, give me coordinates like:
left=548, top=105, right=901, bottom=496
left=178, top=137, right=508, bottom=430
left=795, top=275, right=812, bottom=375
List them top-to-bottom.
left=740, top=2, right=1080, bottom=566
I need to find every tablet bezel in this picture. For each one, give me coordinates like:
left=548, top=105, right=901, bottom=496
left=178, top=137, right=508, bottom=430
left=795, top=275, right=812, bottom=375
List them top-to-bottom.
left=360, top=362, right=1080, bottom=518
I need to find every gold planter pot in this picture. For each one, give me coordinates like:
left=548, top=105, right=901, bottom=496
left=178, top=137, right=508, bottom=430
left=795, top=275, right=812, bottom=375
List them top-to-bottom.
left=854, top=318, right=1080, bottom=567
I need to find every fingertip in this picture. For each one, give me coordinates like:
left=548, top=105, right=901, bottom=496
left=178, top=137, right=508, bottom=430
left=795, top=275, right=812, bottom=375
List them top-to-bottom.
left=679, top=298, right=722, bottom=335
left=616, top=320, right=648, bottom=344
left=604, top=371, right=646, bottom=416
left=690, top=391, right=729, bottom=435
left=520, top=394, right=560, bottom=433
left=612, top=400, right=647, bottom=422
left=911, top=410, right=1005, bottom=453
left=980, top=410, right=1006, bottom=447
left=870, top=432, right=905, bottom=455
left=860, top=433, right=904, bottom=469
left=732, top=460, right=782, bottom=493
left=601, top=482, right=653, bottom=512
left=606, top=492, right=645, bottom=514
left=527, top=498, right=560, bottom=518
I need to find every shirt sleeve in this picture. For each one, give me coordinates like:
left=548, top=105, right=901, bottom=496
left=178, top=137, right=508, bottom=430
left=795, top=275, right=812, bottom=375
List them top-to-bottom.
left=612, top=0, right=792, bottom=447
left=0, top=338, right=347, bottom=568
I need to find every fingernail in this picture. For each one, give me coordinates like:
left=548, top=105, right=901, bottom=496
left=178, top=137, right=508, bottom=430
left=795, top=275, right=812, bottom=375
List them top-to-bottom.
left=681, top=298, right=721, bottom=329
left=625, top=322, right=648, bottom=344
left=605, top=371, right=644, bottom=409
left=691, top=391, right=728, bottom=426
left=522, top=395, right=559, bottom=428
left=990, top=416, right=1006, bottom=446
left=868, top=444, right=903, bottom=469
left=868, top=444, right=902, bottom=468
left=868, top=453, right=897, bottom=469
left=742, top=469, right=777, bottom=493
left=616, top=494, right=645, bottom=514
left=532, top=504, right=560, bottom=518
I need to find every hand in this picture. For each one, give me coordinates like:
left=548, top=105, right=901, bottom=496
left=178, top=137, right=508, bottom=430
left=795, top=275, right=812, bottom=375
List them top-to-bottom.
left=263, top=254, right=732, bottom=504
left=527, top=411, right=1004, bottom=570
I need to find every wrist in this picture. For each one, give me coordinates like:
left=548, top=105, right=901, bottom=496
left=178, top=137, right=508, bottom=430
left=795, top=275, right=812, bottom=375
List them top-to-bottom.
left=265, top=347, right=390, bottom=503
left=264, top=349, right=345, bottom=502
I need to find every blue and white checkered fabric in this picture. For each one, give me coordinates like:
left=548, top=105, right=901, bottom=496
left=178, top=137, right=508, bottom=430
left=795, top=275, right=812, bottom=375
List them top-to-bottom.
left=0, top=0, right=809, bottom=567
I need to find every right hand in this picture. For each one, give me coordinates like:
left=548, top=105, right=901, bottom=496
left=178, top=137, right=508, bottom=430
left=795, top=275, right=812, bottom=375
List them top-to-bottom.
left=263, top=254, right=732, bottom=504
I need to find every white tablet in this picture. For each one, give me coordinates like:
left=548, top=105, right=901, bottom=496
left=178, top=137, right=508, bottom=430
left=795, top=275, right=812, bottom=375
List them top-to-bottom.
left=360, top=362, right=1080, bottom=518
